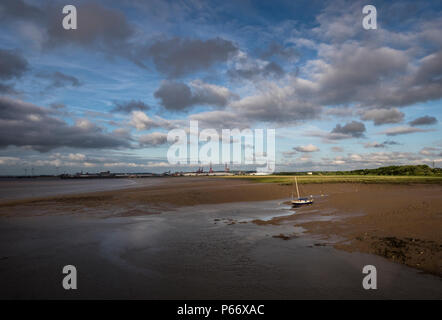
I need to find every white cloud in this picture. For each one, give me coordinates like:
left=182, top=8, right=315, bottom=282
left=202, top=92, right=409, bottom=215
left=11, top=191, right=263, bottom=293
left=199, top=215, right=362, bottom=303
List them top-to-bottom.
left=130, top=111, right=180, bottom=131
left=379, top=126, right=431, bottom=136
left=294, top=144, right=319, bottom=152
left=68, top=153, right=86, bottom=161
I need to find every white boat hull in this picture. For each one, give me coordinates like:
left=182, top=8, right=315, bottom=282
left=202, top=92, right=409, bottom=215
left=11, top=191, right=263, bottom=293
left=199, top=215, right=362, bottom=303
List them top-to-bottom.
left=291, top=199, right=314, bottom=206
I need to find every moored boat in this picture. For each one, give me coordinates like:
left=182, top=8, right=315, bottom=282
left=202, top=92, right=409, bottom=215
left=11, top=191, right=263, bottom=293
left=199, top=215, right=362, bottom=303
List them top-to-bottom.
left=291, top=176, right=314, bottom=206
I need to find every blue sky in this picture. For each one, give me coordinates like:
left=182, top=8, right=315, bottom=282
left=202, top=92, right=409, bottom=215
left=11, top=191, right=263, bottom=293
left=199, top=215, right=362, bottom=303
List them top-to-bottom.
left=0, top=0, right=441, bottom=174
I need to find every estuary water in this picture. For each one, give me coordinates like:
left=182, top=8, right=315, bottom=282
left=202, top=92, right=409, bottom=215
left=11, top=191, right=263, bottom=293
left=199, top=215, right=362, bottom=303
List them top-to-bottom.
left=0, top=177, right=166, bottom=201
left=0, top=199, right=440, bottom=299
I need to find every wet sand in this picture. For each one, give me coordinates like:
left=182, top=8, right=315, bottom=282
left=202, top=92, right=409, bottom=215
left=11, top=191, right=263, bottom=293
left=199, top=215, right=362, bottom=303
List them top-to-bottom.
left=0, top=178, right=441, bottom=298
left=251, top=183, right=442, bottom=277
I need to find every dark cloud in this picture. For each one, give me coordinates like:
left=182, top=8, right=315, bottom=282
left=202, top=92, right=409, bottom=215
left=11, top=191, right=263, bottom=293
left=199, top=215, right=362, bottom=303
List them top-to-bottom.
left=0, top=0, right=44, bottom=22
left=0, top=1, right=137, bottom=64
left=46, top=3, right=134, bottom=51
left=148, top=37, right=238, bottom=77
left=226, top=40, right=441, bottom=127
left=288, top=41, right=440, bottom=110
left=226, top=43, right=442, bottom=127
left=304, top=45, right=409, bottom=107
left=0, top=48, right=28, bottom=80
left=0, top=48, right=28, bottom=94
left=371, top=50, right=442, bottom=108
left=411, top=50, right=442, bottom=86
left=37, top=71, right=81, bottom=89
left=154, top=80, right=235, bottom=111
left=154, top=81, right=192, bottom=111
left=229, top=82, right=322, bottom=124
left=0, top=97, right=131, bottom=152
left=236, top=99, right=320, bottom=124
left=112, top=100, right=150, bottom=113
left=360, top=108, right=404, bottom=125
left=409, top=115, right=438, bottom=126
left=331, top=121, right=366, bottom=138
left=139, top=132, right=167, bottom=146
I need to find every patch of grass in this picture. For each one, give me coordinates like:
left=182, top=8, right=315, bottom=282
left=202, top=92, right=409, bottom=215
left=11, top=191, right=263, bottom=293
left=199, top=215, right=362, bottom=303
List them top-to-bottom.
left=222, top=175, right=442, bottom=184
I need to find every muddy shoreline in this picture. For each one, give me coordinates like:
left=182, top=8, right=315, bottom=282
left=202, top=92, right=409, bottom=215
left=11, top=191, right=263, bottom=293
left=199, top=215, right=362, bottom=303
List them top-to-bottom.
left=0, top=178, right=441, bottom=276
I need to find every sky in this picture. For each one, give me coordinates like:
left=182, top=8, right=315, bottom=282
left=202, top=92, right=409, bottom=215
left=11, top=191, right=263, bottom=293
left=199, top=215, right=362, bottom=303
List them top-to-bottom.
left=0, top=0, right=441, bottom=175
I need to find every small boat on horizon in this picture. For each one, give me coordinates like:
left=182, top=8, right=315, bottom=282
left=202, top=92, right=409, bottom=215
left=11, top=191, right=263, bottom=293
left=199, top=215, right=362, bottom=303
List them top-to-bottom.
left=291, top=176, right=314, bottom=206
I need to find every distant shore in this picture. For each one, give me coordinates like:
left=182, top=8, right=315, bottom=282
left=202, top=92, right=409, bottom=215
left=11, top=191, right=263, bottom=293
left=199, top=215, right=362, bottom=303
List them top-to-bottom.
left=227, top=174, right=442, bottom=184
left=0, top=177, right=440, bottom=276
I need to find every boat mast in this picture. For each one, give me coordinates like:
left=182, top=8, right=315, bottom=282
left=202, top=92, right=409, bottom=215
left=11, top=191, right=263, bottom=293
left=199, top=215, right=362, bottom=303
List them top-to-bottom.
left=295, top=176, right=300, bottom=199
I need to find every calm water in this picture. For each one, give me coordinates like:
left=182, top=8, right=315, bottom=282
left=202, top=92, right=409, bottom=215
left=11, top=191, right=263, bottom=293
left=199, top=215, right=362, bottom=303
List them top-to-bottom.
left=0, top=178, right=166, bottom=201
left=0, top=199, right=440, bottom=299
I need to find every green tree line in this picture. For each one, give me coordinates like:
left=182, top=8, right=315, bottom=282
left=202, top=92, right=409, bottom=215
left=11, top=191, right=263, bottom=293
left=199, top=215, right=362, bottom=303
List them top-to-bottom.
left=277, top=165, right=442, bottom=176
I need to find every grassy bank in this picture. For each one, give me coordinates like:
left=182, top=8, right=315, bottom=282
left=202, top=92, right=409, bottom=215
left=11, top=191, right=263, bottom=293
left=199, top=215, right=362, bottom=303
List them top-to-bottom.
left=225, top=175, right=442, bottom=184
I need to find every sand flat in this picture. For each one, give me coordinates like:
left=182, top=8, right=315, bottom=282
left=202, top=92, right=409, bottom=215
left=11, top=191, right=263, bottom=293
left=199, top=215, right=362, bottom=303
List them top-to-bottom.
left=0, top=177, right=440, bottom=298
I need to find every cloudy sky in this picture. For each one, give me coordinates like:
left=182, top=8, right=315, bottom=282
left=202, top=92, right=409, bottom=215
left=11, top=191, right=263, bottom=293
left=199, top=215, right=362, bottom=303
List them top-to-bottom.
left=0, top=0, right=441, bottom=174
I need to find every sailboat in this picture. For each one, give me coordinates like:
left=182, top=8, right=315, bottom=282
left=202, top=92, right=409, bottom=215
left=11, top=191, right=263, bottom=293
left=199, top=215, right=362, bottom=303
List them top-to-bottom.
left=291, top=176, right=314, bottom=206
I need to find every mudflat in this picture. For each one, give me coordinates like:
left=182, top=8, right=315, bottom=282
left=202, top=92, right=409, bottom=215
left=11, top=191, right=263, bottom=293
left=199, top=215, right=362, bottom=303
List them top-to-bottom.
left=0, top=178, right=441, bottom=276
